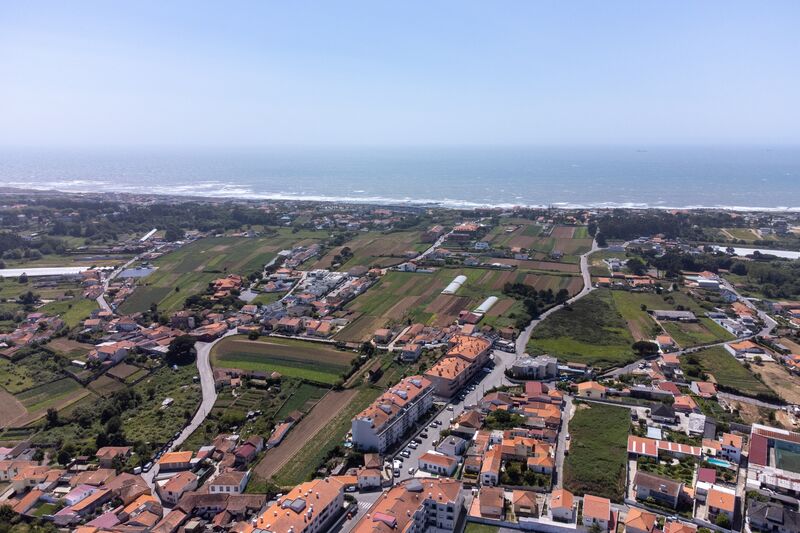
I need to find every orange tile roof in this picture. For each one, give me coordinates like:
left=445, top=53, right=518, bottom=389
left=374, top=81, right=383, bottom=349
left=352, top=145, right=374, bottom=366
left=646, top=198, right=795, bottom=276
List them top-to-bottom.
left=446, top=335, right=491, bottom=362
left=722, top=433, right=743, bottom=449
left=158, top=451, right=192, bottom=465
left=419, top=452, right=457, bottom=469
left=249, top=477, right=345, bottom=533
left=351, top=478, right=462, bottom=533
left=707, top=487, right=735, bottom=512
left=550, top=488, right=574, bottom=510
left=582, top=494, right=611, bottom=521
left=625, top=507, right=656, bottom=532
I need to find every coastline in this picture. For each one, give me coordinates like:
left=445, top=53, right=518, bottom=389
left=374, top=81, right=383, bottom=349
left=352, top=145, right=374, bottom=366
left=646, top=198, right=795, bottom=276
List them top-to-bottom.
left=2, top=184, right=799, bottom=213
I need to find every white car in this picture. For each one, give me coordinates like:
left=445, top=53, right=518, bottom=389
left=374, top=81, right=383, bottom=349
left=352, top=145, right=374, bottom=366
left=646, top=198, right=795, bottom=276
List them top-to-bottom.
left=409, top=442, right=419, bottom=449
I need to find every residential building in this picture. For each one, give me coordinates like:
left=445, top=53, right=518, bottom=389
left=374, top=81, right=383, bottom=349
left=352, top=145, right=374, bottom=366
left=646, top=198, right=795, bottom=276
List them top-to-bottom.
left=424, top=335, right=492, bottom=398
left=351, top=375, right=434, bottom=453
left=577, top=381, right=607, bottom=399
left=436, top=436, right=468, bottom=457
left=480, top=446, right=502, bottom=486
left=158, top=451, right=193, bottom=472
left=418, top=451, right=458, bottom=476
left=158, top=471, right=198, bottom=506
left=208, top=471, right=249, bottom=494
left=634, top=471, right=683, bottom=509
left=247, top=477, right=346, bottom=533
left=351, top=478, right=464, bottom=533
left=479, top=486, right=505, bottom=519
left=707, top=486, right=736, bottom=525
left=550, top=489, right=575, bottom=522
left=513, top=490, right=538, bottom=518
left=582, top=494, right=612, bottom=530
left=748, top=500, right=800, bottom=533
left=625, top=508, right=657, bottom=533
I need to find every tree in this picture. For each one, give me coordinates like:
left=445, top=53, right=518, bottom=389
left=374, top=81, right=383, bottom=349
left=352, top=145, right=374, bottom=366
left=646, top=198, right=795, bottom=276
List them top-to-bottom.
left=164, top=226, right=184, bottom=242
left=627, top=257, right=647, bottom=276
left=18, top=272, right=28, bottom=284
left=166, top=335, right=197, bottom=366
left=632, top=340, right=659, bottom=357
left=45, top=408, right=59, bottom=428
left=57, top=448, right=72, bottom=466
left=715, top=513, right=731, bottom=529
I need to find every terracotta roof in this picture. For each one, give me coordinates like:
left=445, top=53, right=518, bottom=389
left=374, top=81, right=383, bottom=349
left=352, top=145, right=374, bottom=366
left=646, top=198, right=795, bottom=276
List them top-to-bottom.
left=159, top=451, right=192, bottom=465
left=707, top=487, right=736, bottom=512
left=550, top=488, right=574, bottom=510
left=582, top=494, right=611, bottom=521
left=625, top=507, right=656, bottom=532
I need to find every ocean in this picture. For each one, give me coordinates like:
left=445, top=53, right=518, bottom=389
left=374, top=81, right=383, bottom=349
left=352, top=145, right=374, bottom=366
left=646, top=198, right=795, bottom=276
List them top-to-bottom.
left=1, top=146, right=798, bottom=210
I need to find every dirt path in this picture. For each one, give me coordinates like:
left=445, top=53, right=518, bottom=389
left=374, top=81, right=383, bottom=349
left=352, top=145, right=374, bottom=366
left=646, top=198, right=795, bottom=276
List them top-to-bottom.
left=253, top=388, right=358, bottom=480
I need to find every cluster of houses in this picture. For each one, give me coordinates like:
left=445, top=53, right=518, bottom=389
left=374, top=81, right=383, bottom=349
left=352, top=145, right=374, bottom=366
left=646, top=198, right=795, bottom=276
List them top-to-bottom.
left=0, top=312, right=64, bottom=359
left=0, top=433, right=268, bottom=531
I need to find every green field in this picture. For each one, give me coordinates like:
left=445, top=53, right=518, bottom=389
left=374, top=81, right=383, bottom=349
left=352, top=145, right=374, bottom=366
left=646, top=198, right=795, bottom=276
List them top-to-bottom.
left=312, top=230, right=428, bottom=270
left=119, top=235, right=309, bottom=314
left=337, top=267, right=577, bottom=342
left=528, top=289, right=636, bottom=369
left=610, top=290, right=733, bottom=347
left=39, top=298, right=98, bottom=328
left=211, top=336, right=356, bottom=384
left=681, top=346, right=774, bottom=398
left=0, top=349, right=71, bottom=394
left=123, top=364, right=202, bottom=444
left=16, top=377, right=86, bottom=413
left=275, top=382, right=329, bottom=420
left=271, top=385, right=382, bottom=486
left=563, top=402, right=629, bottom=502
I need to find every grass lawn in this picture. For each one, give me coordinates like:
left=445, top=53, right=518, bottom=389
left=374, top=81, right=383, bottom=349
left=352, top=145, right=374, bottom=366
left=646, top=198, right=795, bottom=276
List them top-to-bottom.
left=528, top=289, right=636, bottom=369
left=251, top=292, right=284, bottom=305
left=39, top=298, right=98, bottom=328
left=661, top=318, right=734, bottom=348
left=211, top=335, right=356, bottom=385
left=681, top=346, right=775, bottom=398
left=271, top=385, right=382, bottom=486
left=564, top=402, right=630, bottom=502
left=465, top=525, right=500, bottom=533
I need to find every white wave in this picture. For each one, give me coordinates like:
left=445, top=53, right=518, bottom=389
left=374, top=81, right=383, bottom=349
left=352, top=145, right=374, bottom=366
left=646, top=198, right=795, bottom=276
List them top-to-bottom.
left=2, top=183, right=798, bottom=212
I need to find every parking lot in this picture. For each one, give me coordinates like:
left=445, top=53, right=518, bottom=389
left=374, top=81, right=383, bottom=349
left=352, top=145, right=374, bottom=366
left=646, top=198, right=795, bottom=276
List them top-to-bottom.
left=390, top=348, right=516, bottom=482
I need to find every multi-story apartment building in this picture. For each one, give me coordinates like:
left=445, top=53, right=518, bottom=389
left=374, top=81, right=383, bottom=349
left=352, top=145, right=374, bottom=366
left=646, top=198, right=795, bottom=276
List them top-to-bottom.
left=424, top=335, right=492, bottom=398
left=351, top=375, right=434, bottom=453
left=247, top=477, right=346, bottom=533
left=352, top=478, right=464, bottom=533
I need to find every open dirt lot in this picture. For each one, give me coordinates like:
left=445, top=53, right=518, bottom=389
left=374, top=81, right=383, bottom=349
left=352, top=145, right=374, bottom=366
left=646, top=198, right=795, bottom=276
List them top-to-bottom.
left=753, top=362, right=800, bottom=404
left=253, top=388, right=357, bottom=480
left=0, top=390, right=26, bottom=428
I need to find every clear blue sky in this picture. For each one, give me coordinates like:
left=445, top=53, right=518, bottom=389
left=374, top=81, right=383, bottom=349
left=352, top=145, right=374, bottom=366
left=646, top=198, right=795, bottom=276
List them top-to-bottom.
left=1, top=1, right=798, bottom=147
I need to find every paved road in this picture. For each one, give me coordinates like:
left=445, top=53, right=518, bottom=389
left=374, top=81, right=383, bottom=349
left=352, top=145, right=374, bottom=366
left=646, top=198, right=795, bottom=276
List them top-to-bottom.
left=515, top=239, right=599, bottom=356
left=96, top=256, right=139, bottom=312
left=141, top=330, right=230, bottom=492
left=391, top=347, right=517, bottom=483
left=553, top=394, right=573, bottom=488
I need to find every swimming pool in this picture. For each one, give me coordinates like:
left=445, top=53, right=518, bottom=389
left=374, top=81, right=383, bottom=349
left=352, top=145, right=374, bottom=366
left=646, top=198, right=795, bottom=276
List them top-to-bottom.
left=707, top=458, right=733, bottom=469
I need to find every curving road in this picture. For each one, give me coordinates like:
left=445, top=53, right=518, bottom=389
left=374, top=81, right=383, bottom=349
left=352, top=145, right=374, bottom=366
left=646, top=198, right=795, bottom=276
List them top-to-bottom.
left=515, top=238, right=599, bottom=356
left=141, top=330, right=231, bottom=490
